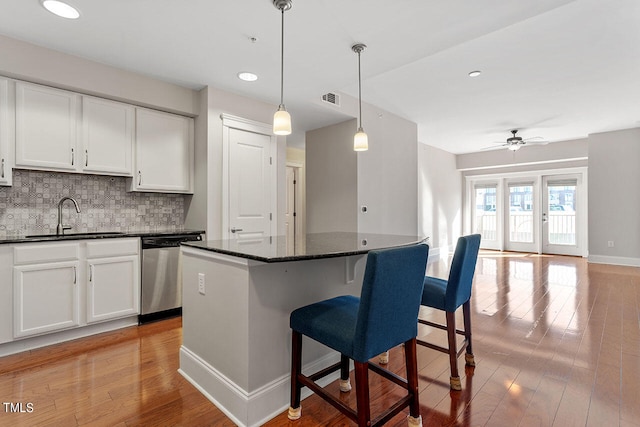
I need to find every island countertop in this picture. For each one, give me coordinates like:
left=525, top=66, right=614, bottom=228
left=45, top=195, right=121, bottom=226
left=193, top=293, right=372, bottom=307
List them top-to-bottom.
left=180, top=232, right=427, bottom=263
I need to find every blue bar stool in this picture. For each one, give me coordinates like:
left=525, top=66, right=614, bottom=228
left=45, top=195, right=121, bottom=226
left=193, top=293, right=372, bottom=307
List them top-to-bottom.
left=417, top=234, right=481, bottom=390
left=288, top=244, right=429, bottom=427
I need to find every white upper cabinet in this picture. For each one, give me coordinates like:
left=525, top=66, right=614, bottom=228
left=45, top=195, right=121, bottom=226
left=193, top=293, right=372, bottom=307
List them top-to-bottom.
left=0, top=77, right=13, bottom=186
left=11, top=79, right=193, bottom=191
left=15, top=81, right=80, bottom=172
left=82, top=96, right=134, bottom=176
left=131, top=107, right=193, bottom=193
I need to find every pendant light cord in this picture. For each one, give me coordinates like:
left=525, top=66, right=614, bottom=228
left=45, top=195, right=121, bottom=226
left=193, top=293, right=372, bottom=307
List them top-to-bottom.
left=280, top=8, right=285, bottom=107
left=357, top=49, right=363, bottom=130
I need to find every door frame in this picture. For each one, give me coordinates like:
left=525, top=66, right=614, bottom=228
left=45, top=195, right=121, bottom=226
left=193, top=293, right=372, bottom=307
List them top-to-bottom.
left=221, top=114, right=278, bottom=240
left=285, top=161, right=304, bottom=245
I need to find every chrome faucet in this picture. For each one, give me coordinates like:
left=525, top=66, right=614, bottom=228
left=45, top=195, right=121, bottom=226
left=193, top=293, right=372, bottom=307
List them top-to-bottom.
left=56, top=197, right=81, bottom=235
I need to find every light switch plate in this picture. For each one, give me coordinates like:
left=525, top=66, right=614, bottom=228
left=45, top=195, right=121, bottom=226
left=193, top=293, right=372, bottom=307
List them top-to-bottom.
left=198, top=273, right=206, bottom=295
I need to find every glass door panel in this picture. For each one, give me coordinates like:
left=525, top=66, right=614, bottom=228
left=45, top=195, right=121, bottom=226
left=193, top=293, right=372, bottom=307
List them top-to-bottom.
left=505, top=182, right=537, bottom=253
left=473, top=185, right=499, bottom=249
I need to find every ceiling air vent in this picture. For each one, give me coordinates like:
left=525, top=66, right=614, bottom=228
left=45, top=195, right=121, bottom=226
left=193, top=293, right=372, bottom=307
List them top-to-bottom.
left=321, top=92, right=340, bottom=107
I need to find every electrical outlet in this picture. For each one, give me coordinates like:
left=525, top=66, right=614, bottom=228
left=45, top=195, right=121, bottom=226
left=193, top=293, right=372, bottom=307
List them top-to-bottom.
left=607, top=241, right=614, bottom=248
left=198, top=273, right=206, bottom=295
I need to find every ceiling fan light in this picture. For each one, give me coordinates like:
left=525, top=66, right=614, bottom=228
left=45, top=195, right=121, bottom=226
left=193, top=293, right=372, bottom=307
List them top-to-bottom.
left=273, top=106, right=292, bottom=135
left=354, top=128, right=368, bottom=151
left=508, top=144, right=521, bottom=151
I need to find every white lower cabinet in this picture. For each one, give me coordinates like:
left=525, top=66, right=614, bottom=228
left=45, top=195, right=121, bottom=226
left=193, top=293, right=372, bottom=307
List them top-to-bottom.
left=8, top=238, right=140, bottom=341
left=87, top=255, right=139, bottom=323
left=14, top=261, right=81, bottom=338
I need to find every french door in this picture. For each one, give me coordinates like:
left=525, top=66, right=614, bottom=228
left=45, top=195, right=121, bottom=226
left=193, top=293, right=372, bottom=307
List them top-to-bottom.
left=470, top=171, right=585, bottom=256
left=542, top=175, right=581, bottom=256
left=505, top=181, right=537, bottom=253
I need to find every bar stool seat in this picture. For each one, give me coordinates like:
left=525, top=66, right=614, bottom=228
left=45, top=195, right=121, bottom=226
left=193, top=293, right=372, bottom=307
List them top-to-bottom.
left=288, top=244, right=429, bottom=427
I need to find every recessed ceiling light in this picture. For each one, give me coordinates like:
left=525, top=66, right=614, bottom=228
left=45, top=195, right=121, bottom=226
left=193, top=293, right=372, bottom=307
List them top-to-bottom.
left=41, top=0, right=80, bottom=19
left=468, top=70, right=482, bottom=77
left=238, top=72, right=258, bottom=82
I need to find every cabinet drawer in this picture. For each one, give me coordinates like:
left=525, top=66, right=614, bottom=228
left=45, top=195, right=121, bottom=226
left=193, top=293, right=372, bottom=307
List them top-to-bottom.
left=86, top=238, right=139, bottom=258
left=14, top=243, right=79, bottom=265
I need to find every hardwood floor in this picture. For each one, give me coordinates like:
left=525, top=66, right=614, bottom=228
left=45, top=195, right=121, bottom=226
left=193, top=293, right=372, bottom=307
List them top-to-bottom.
left=1, top=251, right=639, bottom=426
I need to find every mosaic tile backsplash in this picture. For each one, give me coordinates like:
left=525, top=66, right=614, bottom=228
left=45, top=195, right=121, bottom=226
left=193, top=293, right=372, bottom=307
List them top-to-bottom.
left=0, top=170, right=187, bottom=238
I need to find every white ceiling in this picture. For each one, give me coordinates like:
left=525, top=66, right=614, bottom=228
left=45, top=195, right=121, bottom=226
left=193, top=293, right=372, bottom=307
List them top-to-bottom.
left=1, top=0, right=639, bottom=153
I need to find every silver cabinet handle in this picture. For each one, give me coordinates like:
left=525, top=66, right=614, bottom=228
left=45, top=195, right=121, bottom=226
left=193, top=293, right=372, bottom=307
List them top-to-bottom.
left=71, top=148, right=75, bottom=166
left=85, top=149, right=88, bottom=167
left=1, top=158, right=4, bottom=178
left=138, top=171, right=142, bottom=186
left=230, top=227, right=243, bottom=233
left=89, top=264, right=94, bottom=282
left=73, top=266, right=77, bottom=284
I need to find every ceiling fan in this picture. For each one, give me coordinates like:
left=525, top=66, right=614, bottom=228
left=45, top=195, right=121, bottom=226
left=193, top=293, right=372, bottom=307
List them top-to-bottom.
left=498, top=129, right=547, bottom=151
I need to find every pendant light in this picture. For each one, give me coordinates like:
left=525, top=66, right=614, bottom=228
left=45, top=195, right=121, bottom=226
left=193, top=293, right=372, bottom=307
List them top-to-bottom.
left=273, top=0, right=292, bottom=135
left=352, top=43, right=368, bottom=151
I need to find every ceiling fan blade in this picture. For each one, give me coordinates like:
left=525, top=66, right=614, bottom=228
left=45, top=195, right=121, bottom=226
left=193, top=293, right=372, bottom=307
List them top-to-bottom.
left=523, top=136, right=544, bottom=141
left=525, top=140, right=549, bottom=145
left=481, top=143, right=508, bottom=150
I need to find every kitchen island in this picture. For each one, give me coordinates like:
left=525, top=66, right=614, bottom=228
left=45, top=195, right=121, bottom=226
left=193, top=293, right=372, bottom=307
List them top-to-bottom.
left=178, top=232, right=426, bottom=427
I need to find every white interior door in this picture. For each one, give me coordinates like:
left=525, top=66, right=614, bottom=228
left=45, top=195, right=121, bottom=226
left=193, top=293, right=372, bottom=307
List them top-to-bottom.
left=223, top=116, right=277, bottom=241
left=542, top=175, right=582, bottom=256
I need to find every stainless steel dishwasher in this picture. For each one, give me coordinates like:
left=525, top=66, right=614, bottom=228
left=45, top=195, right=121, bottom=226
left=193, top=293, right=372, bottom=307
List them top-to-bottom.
left=140, top=232, right=203, bottom=323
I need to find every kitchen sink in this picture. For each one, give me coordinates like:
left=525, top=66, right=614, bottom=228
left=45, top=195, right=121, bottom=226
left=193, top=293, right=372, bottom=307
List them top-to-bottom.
left=25, top=232, right=125, bottom=239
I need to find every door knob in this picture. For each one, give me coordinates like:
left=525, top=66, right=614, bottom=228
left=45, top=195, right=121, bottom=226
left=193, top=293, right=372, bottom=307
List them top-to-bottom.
left=230, top=227, right=243, bottom=233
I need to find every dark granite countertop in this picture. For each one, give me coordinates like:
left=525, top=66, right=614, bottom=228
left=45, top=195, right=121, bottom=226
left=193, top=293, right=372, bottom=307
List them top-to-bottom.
left=0, top=229, right=205, bottom=245
left=181, top=232, right=427, bottom=263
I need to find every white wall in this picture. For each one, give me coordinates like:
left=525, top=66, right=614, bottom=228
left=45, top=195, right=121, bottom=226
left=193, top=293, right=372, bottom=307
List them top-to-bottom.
left=0, top=35, right=198, bottom=116
left=183, top=87, right=209, bottom=232
left=305, top=95, right=419, bottom=236
left=356, top=102, right=418, bottom=236
left=305, top=119, right=358, bottom=233
left=588, top=127, right=640, bottom=266
left=418, top=143, right=462, bottom=257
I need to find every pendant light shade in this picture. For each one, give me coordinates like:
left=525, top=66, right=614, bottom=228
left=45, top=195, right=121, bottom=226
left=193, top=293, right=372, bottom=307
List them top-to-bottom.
left=273, top=0, right=292, bottom=136
left=352, top=43, right=368, bottom=151
left=274, top=105, right=292, bottom=135
left=354, top=128, right=368, bottom=151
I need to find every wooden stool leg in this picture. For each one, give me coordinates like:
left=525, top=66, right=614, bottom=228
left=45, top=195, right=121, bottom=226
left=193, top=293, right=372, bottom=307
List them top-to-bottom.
left=463, top=301, right=475, bottom=367
left=446, top=311, right=461, bottom=390
left=288, top=331, right=302, bottom=420
left=405, top=338, right=422, bottom=426
left=340, top=354, right=352, bottom=392
left=354, top=361, right=371, bottom=427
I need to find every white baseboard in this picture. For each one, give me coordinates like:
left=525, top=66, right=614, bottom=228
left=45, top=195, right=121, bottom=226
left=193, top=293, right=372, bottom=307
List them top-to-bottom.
left=588, top=254, right=640, bottom=267
left=179, top=345, right=341, bottom=427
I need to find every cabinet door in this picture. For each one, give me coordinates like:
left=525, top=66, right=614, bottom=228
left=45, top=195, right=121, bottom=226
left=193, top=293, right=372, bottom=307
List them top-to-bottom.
left=0, top=78, right=13, bottom=186
left=15, top=82, right=80, bottom=172
left=82, top=96, right=134, bottom=176
left=133, top=108, right=193, bottom=193
left=87, top=255, right=140, bottom=323
left=13, top=261, right=80, bottom=338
